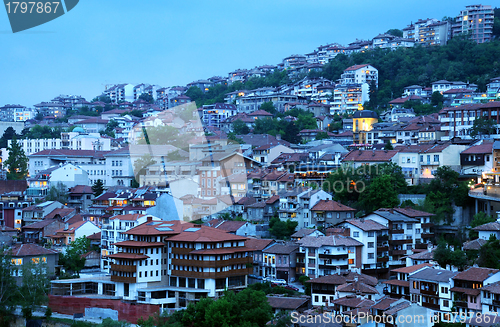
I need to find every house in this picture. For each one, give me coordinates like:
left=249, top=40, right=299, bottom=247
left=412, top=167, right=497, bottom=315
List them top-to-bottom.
left=340, top=64, right=378, bottom=87
left=460, top=142, right=494, bottom=176
left=252, top=144, right=294, bottom=166
left=341, top=150, right=399, bottom=170
left=27, top=163, right=89, bottom=198
left=67, top=185, right=94, bottom=211
left=310, top=199, right=356, bottom=228
left=21, top=201, right=65, bottom=227
left=22, top=218, right=65, bottom=244
left=340, top=219, right=389, bottom=278
left=473, top=219, right=500, bottom=241
left=49, top=220, right=101, bottom=246
left=291, top=228, right=324, bottom=241
left=296, top=235, right=363, bottom=279
left=246, top=238, right=275, bottom=277
left=262, top=242, right=299, bottom=283
left=8, top=243, right=59, bottom=285
left=382, top=263, right=433, bottom=300
left=409, top=267, right=457, bottom=314
left=451, top=267, right=500, bottom=315
left=307, top=271, right=377, bottom=308
left=336, top=278, right=379, bottom=301
left=266, top=296, right=310, bottom=315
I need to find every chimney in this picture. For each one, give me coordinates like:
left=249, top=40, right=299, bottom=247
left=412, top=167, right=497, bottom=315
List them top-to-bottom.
left=146, top=215, right=153, bottom=222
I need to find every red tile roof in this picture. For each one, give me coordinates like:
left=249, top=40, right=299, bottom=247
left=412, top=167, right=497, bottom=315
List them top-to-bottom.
left=461, top=142, right=494, bottom=154
left=342, top=150, right=399, bottom=162
left=311, top=200, right=355, bottom=212
left=393, top=207, right=435, bottom=218
left=110, top=214, right=146, bottom=221
left=344, top=219, right=387, bottom=231
left=167, top=225, right=246, bottom=242
left=245, top=238, right=274, bottom=251
left=113, top=241, right=164, bottom=247
left=9, top=243, right=58, bottom=256
left=106, top=253, right=149, bottom=260
left=391, top=262, right=433, bottom=274
left=453, top=267, right=499, bottom=282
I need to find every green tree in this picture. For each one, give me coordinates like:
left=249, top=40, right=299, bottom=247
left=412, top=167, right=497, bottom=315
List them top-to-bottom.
left=386, top=28, right=403, bottom=37
left=431, top=91, right=444, bottom=107
left=138, top=93, right=155, bottom=104
left=260, top=101, right=277, bottom=115
left=34, top=112, right=44, bottom=121
left=469, top=117, right=497, bottom=139
left=232, top=119, right=250, bottom=135
left=101, top=120, right=119, bottom=138
left=282, top=122, right=301, bottom=144
left=0, top=127, right=17, bottom=149
left=315, top=132, right=329, bottom=140
left=5, top=136, right=28, bottom=180
left=384, top=140, right=394, bottom=150
left=134, top=154, right=157, bottom=180
left=362, top=175, right=400, bottom=213
left=91, top=179, right=105, bottom=197
left=45, top=182, right=68, bottom=204
left=469, top=212, right=495, bottom=239
left=269, top=216, right=298, bottom=240
left=477, top=235, right=500, bottom=269
left=59, top=236, right=91, bottom=275
left=433, top=242, right=453, bottom=269
left=0, top=247, right=17, bottom=327
left=17, top=261, right=50, bottom=320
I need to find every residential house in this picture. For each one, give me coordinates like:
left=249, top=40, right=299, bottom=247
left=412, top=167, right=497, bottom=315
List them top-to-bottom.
left=460, top=141, right=494, bottom=177
left=252, top=144, right=294, bottom=166
left=27, top=163, right=89, bottom=198
left=67, top=185, right=94, bottom=211
left=310, top=199, right=356, bottom=228
left=21, top=201, right=65, bottom=227
left=340, top=219, right=389, bottom=278
left=473, top=219, right=500, bottom=241
left=49, top=220, right=101, bottom=246
left=291, top=228, right=324, bottom=241
left=296, top=235, right=363, bottom=279
left=246, top=238, right=275, bottom=277
left=262, top=242, right=299, bottom=283
left=8, top=243, right=59, bottom=285
left=382, top=263, right=434, bottom=300
left=409, top=267, right=457, bottom=315
left=451, top=267, right=500, bottom=315
left=266, top=296, right=310, bottom=315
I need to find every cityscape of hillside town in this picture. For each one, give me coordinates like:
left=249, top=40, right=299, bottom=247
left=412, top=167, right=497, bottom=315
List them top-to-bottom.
left=2, top=3, right=500, bottom=327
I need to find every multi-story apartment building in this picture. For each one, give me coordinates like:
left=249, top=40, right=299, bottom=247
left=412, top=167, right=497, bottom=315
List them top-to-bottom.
left=452, top=4, right=494, bottom=44
left=403, top=18, right=450, bottom=46
left=340, top=64, right=378, bottom=87
left=330, top=83, right=370, bottom=114
left=103, top=84, right=135, bottom=103
left=33, top=101, right=70, bottom=118
left=439, top=101, right=500, bottom=140
left=201, top=103, right=237, bottom=129
left=0, top=104, right=29, bottom=121
left=13, top=106, right=37, bottom=122
left=9, top=132, right=111, bottom=156
left=277, top=188, right=332, bottom=228
left=363, top=208, right=423, bottom=271
left=101, top=214, right=161, bottom=272
left=108, top=218, right=251, bottom=309
left=340, top=219, right=389, bottom=278
left=296, top=235, right=363, bottom=279
left=246, top=238, right=275, bottom=277
left=262, top=242, right=298, bottom=283
left=383, top=263, right=433, bottom=300
left=409, top=267, right=457, bottom=315
left=451, top=267, right=500, bottom=315
left=481, top=280, right=500, bottom=314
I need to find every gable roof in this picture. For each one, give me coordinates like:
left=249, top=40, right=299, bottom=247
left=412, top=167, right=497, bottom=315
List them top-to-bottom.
left=342, top=150, right=399, bottom=162
left=311, top=200, right=356, bottom=212
left=343, top=219, right=387, bottom=231
left=473, top=221, right=500, bottom=231
left=297, top=235, right=363, bottom=248
left=245, top=238, right=274, bottom=251
left=263, top=242, right=299, bottom=254
left=9, top=243, right=58, bottom=256
left=391, top=262, right=433, bottom=274
left=409, top=267, right=457, bottom=282
left=453, top=267, right=500, bottom=282
left=266, top=296, right=309, bottom=310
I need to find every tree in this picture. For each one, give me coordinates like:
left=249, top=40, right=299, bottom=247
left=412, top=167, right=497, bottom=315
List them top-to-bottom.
left=386, top=29, right=403, bottom=37
left=431, top=91, right=444, bottom=107
left=138, top=93, right=155, bottom=104
left=260, top=101, right=277, bottom=115
left=34, top=112, right=43, bottom=121
left=470, top=117, right=497, bottom=139
left=232, top=119, right=250, bottom=135
left=101, top=120, right=119, bottom=138
left=282, top=122, right=301, bottom=144
left=0, top=127, right=17, bottom=149
left=315, top=132, right=329, bottom=140
left=5, top=136, right=28, bottom=180
left=384, top=140, right=394, bottom=150
left=134, top=154, right=157, bottom=180
left=362, top=175, right=400, bottom=213
left=91, top=179, right=105, bottom=197
left=45, top=182, right=68, bottom=204
left=469, top=212, right=495, bottom=239
left=269, top=216, right=298, bottom=240
left=59, top=236, right=91, bottom=275
left=477, top=236, right=500, bottom=269
left=433, top=241, right=469, bottom=270
left=0, top=247, right=17, bottom=327
left=17, top=261, right=50, bottom=320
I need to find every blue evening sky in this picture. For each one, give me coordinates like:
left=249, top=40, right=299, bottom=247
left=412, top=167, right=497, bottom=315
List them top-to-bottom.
left=0, top=0, right=483, bottom=106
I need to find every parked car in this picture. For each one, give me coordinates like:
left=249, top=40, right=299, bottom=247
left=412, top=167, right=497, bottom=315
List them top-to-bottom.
left=272, top=279, right=287, bottom=285
left=284, top=285, right=299, bottom=291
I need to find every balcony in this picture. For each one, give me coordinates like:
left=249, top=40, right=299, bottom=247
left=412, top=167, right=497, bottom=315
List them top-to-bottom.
left=421, top=223, right=434, bottom=228
left=389, top=229, right=404, bottom=234
left=421, top=233, right=434, bottom=239
left=390, top=239, right=412, bottom=245
left=415, top=243, right=428, bottom=250
left=377, top=246, right=389, bottom=252
left=391, top=250, right=407, bottom=256
left=319, top=253, right=348, bottom=259
left=377, top=256, right=389, bottom=263
left=171, top=257, right=251, bottom=268
left=110, top=264, right=136, bottom=273
left=171, top=267, right=252, bottom=279
left=110, top=275, right=136, bottom=283
left=420, top=289, right=438, bottom=296
left=493, top=299, right=500, bottom=307
left=454, top=300, right=467, bottom=308
left=422, top=302, right=440, bottom=310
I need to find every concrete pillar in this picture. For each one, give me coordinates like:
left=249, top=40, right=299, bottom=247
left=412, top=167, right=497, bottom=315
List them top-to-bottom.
left=488, top=201, right=491, bottom=216
left=70, top=283, right=73, bottom=296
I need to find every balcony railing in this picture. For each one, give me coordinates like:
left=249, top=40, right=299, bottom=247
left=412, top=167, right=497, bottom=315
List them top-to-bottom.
left=389, top=229, right=404, bottom=234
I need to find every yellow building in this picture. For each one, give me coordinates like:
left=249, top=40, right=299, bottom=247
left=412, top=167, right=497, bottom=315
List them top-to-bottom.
left=352, top=110, right=378, bottom=144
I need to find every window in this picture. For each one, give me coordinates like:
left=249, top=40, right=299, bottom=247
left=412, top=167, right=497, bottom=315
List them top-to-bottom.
left=434, top=155, right=439, bottom=162
left=406, top=223, right=413, bottom=229
left=416, top=228, right=421, bottom=234
left=368, top=231, right=374, bottom=237
left=353, top=232, right=359, bottom=237
left=368, top=242, right=374, bottom=248
left=367, top=253, right=374, bottom=259
left=348, top=259, right=354, bottom=265
left=441, top=287, right=448, bottom=294
left=443, top=300, right=449, bottom=307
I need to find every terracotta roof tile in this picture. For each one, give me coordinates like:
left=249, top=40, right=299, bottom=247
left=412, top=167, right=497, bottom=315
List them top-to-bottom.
left=311, top=200, right=356, bottom=212
left=9, top=243, right=58, bottom=256
left=453, top=267, right=499, bottom=282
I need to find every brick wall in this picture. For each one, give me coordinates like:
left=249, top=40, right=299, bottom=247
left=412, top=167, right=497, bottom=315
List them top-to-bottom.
left=48, top=295, right=161, bottom=324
